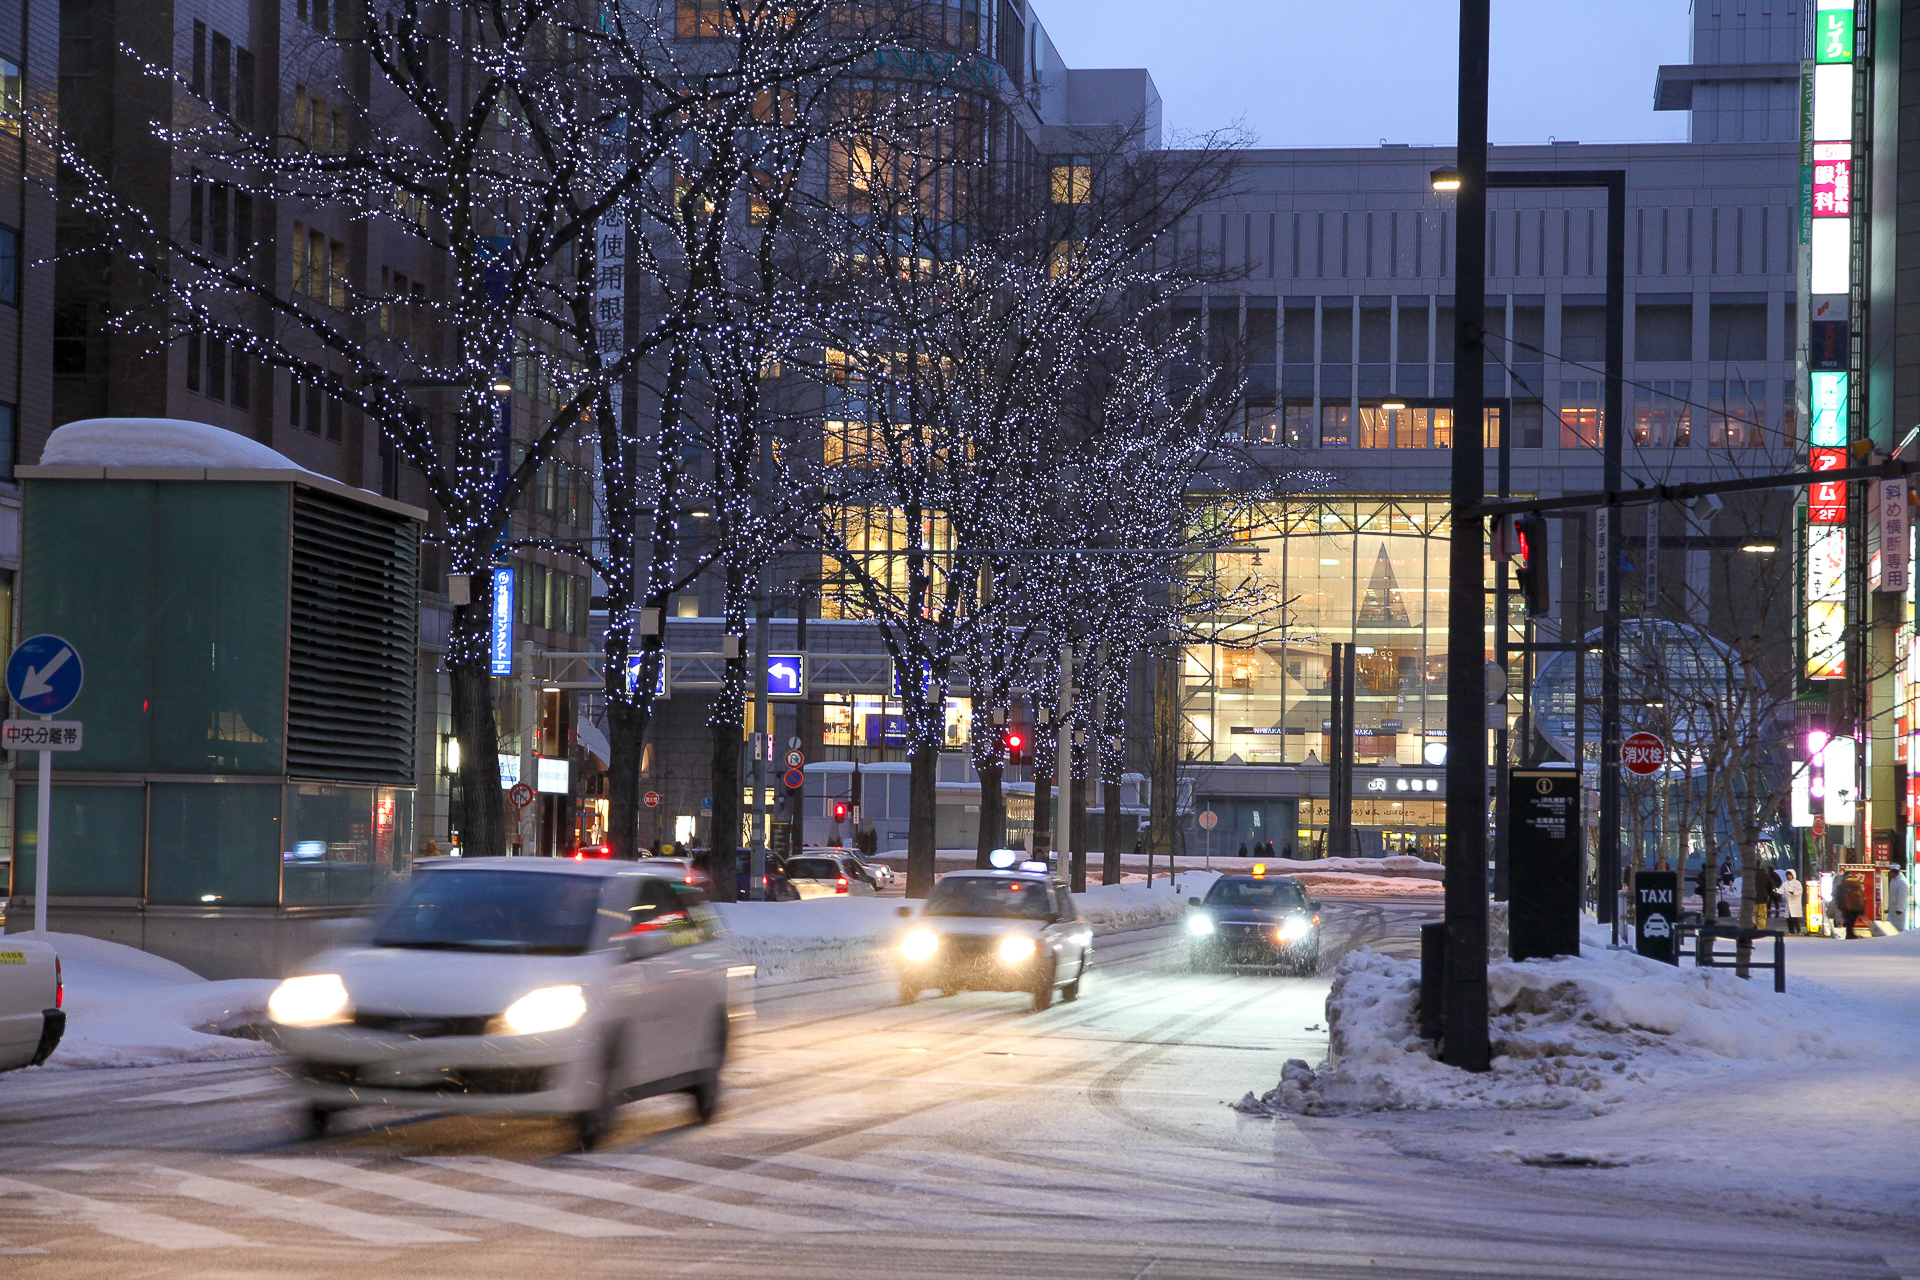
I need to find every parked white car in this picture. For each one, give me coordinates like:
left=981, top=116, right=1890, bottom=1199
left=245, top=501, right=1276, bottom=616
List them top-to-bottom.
left=783, top=853, right=879, bottom=899
left=270, top=858, right=748, bottom=1148
left=0, top=936, right=64, bottom=1072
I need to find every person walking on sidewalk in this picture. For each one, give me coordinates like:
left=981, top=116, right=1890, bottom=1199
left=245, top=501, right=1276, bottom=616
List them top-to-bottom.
left=1782, top=870, right=1805, bottom=935
left=1837, top=872, right=1867, bottom=938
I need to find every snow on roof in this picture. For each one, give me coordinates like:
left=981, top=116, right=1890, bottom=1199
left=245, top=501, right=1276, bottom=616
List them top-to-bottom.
left=40, top=418, right=321, bottom=474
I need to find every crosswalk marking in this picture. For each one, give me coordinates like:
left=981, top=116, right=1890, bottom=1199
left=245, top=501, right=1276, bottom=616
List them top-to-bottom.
left=140, top=1077, right=285, bottom=1105
left=755, top=1148, right=1168, bottom=1221
left=577, top=1151, right=995, bottom=1231
left=419, top=1156, right=849, bottom=1235
left=243, top=1157, right=652, bottom=1238
left=139, top=1165, right=475, bottom=1245
left=0, top=1175, right=256, bottom=1251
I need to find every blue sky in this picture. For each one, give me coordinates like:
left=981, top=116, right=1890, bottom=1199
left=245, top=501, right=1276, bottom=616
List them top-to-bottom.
left=1032, top=0, right=1695, bottom=148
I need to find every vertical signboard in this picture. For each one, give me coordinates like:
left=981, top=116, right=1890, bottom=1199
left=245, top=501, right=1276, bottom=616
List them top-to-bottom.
left=1871, top=480, right=1910, bottom=593
left=1594, top=507, right=1612, bottom=614
left=1806, top=525, right=1848, bottom=678
left=490, top=566, right=516, bottom=676
left=1509, top=771, right=1582, bottom=961
left=1633, top=871, right=1681, bottom=965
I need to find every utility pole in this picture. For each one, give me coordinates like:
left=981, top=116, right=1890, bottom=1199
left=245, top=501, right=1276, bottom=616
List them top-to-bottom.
left=1440, top=0, right=1492, bottom=1072
left=749, top=431, right=773, bottom=901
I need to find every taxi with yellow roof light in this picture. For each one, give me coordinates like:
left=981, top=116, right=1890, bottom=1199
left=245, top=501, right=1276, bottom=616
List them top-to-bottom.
left=1185, top=863, right=1322, bottom=974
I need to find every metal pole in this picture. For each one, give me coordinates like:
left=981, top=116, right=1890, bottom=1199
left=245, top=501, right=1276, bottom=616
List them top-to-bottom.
left=1441, top=0, right=1492, bottom=1071
left=1599, top=175, right=1626, bottom=942
left=1493, top=372, right=1513, bottom=900
left=750, top=431, right=773, bottom=901
left=1342, top=642, right=1357, bottom=857
left=1052, top=645, right=1074, bottom=873
left=33, top=743, right=49, bottom=935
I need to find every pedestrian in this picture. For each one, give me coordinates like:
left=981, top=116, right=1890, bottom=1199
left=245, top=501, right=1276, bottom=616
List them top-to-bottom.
left=420, top=838, right=442, bottom=860
left=1237, top=842, right=1249, bottom=860
left=1282, top=842, right=1294, bottom=860
left=1653, top=854, right=1672, bottom=871
left=1716, top=857, right=1734, bottom=919
left=1694, top=860, right=1712, bottom=922
left=1764, top=864, right=1783, bottom=923
left=1890, top=868, right=1910, bottom=932
left=1782, top=870, right=1805, bottom=935
left=1837, top=872, right=1867, bottom=938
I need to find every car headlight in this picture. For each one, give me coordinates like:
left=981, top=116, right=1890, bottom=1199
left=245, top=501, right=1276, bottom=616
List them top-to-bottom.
left=1187, top=913, right=1215, bottom=937
left=1277, top=915, right=1313, bottom=942
left=899, top=931, right=939, bottom=962
left=998, top=935, right=1038, bottom=962
left=268, top=973, right=351, bottom=1027
left=497, top=985, right=587, bottom=1036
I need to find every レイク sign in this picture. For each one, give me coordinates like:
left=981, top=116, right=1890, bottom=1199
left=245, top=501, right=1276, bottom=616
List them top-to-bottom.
left=1621, top=731, right=1666, bottom=776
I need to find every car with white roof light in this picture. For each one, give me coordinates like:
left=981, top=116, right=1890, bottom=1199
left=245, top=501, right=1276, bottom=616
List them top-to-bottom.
left=270, top=857, right=748, bottom=1149
left=894, top=860, right=1092, bottom=1011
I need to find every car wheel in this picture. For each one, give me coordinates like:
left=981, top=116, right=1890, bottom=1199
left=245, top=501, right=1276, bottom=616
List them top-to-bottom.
left=1190, top=950, right=1214, bottom=974
left=1060, top=956, right=1087, bottom=1003
left=1031, top=961, right=1056, bottom=1012
left=898, top=980, right=920, bottom=1005
left=688, top=1016, right=727, bottom=1124
left=572, top=1041, right=620, bottom=1151
left=300, top=1104, right=333, bottom=1139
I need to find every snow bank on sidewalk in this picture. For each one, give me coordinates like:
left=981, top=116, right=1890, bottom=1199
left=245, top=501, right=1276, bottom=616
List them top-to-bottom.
left=1285, top=872, right=1445, bottom=897
left=714, top=873, right=1213, bottom=983
left=1238, top=922, right=1871, bottom=1116
left=14, top=932, right=276, bottom=1070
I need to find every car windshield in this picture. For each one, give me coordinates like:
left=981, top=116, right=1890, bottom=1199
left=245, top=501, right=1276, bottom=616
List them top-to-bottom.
left=787, top=858, right=843, bottom=879
left=373, top=870, right=605, bottom=954
left=923, top=876, right=1055, bottom=920
left=1205, top=879, right=1305, bottom=910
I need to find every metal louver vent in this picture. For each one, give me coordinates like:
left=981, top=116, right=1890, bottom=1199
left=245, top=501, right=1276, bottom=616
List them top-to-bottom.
left=287, top=489, right=419, bottom=783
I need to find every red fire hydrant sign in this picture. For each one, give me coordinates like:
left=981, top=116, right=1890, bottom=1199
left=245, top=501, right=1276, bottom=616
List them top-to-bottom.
left=1622, top=732, right=1667, bottom=776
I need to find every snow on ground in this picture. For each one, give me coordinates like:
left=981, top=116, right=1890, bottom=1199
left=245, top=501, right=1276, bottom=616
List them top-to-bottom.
left=716, top=872, right=1216, bottom=983
left=1284, top=872, right=1445, bottom=897
left=1241, top=918, right=1877, bottom=1117
left=12, top=931, right=276, bottom=1070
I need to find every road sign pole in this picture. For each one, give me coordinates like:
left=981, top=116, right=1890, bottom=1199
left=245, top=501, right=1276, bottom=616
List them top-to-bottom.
left=33, top=730, right=49, bottom=935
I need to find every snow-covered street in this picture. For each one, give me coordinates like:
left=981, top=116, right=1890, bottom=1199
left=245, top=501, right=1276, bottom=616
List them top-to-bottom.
left=0, top=899, right=1913, bottom=1278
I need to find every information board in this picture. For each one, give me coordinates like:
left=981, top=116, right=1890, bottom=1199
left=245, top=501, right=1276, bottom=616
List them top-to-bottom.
left=1509, top=771, right=1582, bottom=961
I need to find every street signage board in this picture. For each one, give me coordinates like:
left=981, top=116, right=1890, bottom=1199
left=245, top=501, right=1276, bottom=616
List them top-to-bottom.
left=490, top=568, right=515, bottom=676
left=7, top=635, right=83, bottom=717
left=627, top=653, right=669, bottom=699
left=767, top=655, right=804, bottom=698
left=3, top=721, right=82, bottom=751
left=1622, top=732, right=1666, bottom=776
left=785, top=750, right=804, bottom=768
left=783, top=768, right=805, bottom=789
left=1509, top=771, right=1582, bottom=961
left=508, top=781, right=535, bottom=810
left=643, top=790, right=660, bottom=808
left=1197, top=810, right=1218, bottom=830
left=1634, top=870, right=1681, bottom=965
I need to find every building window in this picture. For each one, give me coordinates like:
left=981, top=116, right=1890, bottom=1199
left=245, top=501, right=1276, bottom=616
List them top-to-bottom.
left=676, top=0, right=736, bottom=36
left=190, top=20, right=206, bottom=97
left=210, top=32, right=231, bottom=113
left=0, top=57, right=20, bottom=135
left=1049, top=157, right=1091, bottom=205
left=189, top=169, right=205, bottom=245
left=209, top=181, right=230, bottom=257
left=0, top=224, right=17, bottom=306
left=1708, top=296, right=1767, bottom=362
left=1633, top=297, right=1692, bottom=362
left=53, top=303, right=87, bottom=374
left=186, top=333, right=202, bottom=392
left=206, top=337, right=227, bottom=403
left=1707, top=380, right=1764, bottom=447
left=1559, top=381, right=1601, bottom=449
left=1631, top=382, right=1691, bottom=448
left=1513, top=401, right=1544, bottom=449
left=0, top=403, right=15, bottom=481
left=1282, top=404, right=1314, bottom=447
left=1319, top=404, right=1352, bottom=447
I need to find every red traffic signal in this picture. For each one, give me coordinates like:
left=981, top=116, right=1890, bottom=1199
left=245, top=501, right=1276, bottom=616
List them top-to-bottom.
left=1002, top=727, right=1030, bottom=765
left=832, top=801, right=849, bottom=822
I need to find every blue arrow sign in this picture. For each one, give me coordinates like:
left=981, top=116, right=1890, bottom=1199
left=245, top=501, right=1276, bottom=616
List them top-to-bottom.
left=8, top=635, right=84, bottom=717
left=627, top=654, right=669, bottom=698
left=767, top=655, right=804, bottom=698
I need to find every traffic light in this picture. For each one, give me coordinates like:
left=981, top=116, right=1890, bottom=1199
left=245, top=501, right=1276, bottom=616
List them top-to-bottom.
left=1514, top=512, right=1550, bottom=616
left=1002, top=727, right=1030, bottom=765
left=832, top=800, right=849, bottom=823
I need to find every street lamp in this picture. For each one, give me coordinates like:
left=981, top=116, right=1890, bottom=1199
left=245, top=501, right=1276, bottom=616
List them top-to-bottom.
left=1430, top=168, right=1462, bottom=191
left=1741, top=530, right=1780, bottom=554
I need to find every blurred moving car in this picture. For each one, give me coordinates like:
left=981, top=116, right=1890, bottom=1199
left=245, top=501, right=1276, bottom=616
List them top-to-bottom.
left=567, top=843, right=614, bottom=860
left=784, top=853, right=878, bottom=899
left=271, top=857, right=746, bottom=1148
left=895, top=866, right=1092, bottom=1011
left=1186, top=871, right=1321, bottom=974
left=0, top=936, right=63, bottom=1073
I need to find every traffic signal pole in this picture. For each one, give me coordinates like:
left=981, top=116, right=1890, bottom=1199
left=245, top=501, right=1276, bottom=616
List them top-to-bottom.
left=1441, top=0, right=1493, bottom=1072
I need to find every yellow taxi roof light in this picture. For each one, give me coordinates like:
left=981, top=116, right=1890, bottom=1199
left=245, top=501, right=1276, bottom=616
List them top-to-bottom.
left=1252, top=863, right=1266, bottom=877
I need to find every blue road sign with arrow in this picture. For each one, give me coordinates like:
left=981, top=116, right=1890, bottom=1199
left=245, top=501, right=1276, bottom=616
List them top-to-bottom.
left=8, top=635, right=84, bottom=716
left=767, top=655, right=804, bottom=698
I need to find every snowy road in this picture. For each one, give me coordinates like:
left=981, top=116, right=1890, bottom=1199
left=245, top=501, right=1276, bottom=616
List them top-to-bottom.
left=0, top=901, right=1912, bottom=1279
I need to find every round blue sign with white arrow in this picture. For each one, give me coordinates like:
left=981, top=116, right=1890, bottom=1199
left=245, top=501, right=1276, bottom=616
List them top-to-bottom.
left=8, top=634, right=84, bottom=716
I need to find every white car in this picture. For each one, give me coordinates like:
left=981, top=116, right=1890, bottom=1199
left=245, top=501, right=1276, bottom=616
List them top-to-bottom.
left=805, top=847, right=894, bottom=889
left=784, top=853, right=879, bottom=899
left=270, top=858, right=748, bottom=1148
left=895, top=868, right=1093, bottom=1011
left=0, top=936, right=64, bottom=1072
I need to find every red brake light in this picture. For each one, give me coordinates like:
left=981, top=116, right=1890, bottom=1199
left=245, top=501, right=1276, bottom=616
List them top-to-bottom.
left=836, top=876, right=848, bottom=892
left=55, top=955, right=62, bottom=1009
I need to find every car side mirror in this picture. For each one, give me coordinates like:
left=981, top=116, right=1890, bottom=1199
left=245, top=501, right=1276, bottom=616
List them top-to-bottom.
left=1187, top=896, right=1202, bottom=907
left=895, top=905, right=912, bottom=919
left=622, top=930, right=673, bottom=961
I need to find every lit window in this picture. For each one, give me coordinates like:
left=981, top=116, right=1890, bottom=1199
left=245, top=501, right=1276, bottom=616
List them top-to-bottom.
left=1050, top=159, right=1091, bottom=205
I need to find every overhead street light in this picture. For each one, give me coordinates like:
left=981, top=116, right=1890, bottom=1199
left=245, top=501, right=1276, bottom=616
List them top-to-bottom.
left=1430, top=168, right=1462, bottom=191
left=1741, top=530, right=1780, bottom=554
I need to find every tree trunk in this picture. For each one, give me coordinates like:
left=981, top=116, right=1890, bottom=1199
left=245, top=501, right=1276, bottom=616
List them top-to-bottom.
left=448, top=600, right=507, bottom=859
left=1148, top=651, right=1179, bottom=868
left=605, top=695, right=650, bottom=859
left=708, top=711, right=742, bottom=902
left=907, top=738, right=939, bottom=897
left=1032, top=752, right=1054, bottom=859
left=1068, top=752, right=1088, bottom=892
left=975, top=759, right=1004, bottom=868
left=1101, top=779, right=1124, bottom=885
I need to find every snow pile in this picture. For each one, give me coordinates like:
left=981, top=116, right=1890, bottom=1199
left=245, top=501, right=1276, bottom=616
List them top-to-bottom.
left=40, top=418, right=320, bottom=473
left=1285, top=872, right=1445, bottom=897
left=1237, top=923, right=1869, bottom=1116
left=15, top=931, right=276, bottom=1070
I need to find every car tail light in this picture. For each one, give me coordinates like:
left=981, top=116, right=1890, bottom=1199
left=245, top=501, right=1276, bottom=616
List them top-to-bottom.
left=836, top=877, right=848, bottom=893
left=54, top=955, right=62, bottom=1009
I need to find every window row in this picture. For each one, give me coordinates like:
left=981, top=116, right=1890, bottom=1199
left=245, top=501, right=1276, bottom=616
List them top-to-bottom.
left=189, top=22, right=254, bottom=126
left=293, top=86, right=349, bottom=155
left=188, top=171, right=255, bottom=261
left=291, top=222, right=348, bottom=306
left=185, top=334, right=253, bottom=409
left=289, top=374, right=345, bottom=441
left=516, top=559, right=590, bottom=637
